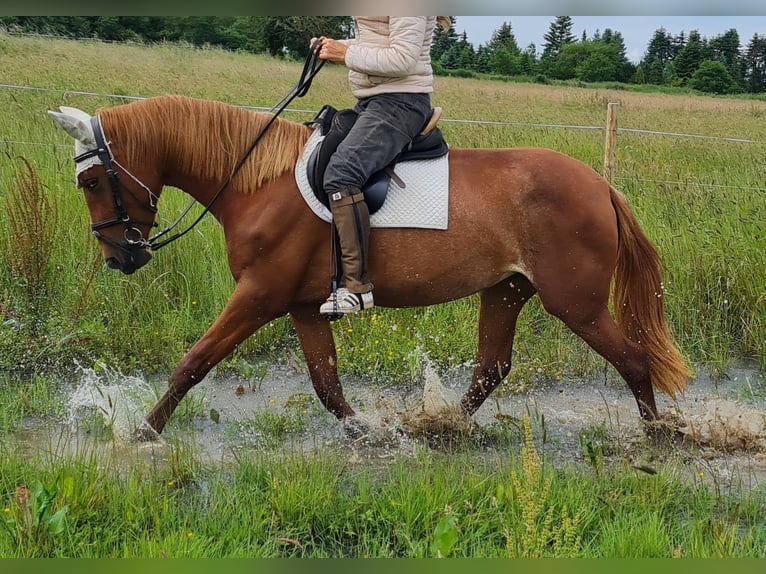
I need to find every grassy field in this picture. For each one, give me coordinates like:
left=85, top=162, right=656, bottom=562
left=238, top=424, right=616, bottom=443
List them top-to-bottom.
left=1, top=34, right=764, bottom=382
left=1, top=34, right=763, bottom=384
left=0, top=35, right=765, bottom=557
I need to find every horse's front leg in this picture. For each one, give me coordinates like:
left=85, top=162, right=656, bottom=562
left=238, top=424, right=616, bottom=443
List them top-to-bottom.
left=137, top=284, right=283, bottom=439
left=289, top=305, right=356, bottom=420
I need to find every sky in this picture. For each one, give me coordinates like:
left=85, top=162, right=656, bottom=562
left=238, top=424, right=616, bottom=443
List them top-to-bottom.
left=453, top=16, right=766, bottom=63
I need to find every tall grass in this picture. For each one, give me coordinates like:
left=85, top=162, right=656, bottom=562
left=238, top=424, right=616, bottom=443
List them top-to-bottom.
left=0, top=33, right=764, bottom=386
left=1, top=416, right=764, bottom=557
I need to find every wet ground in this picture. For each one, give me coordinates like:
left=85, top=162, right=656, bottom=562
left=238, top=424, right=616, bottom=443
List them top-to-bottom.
left=11, top=359, right=766, bottom=491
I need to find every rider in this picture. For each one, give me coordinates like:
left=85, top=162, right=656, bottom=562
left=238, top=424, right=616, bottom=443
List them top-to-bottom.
left=313, top=16, right=451, bottom=317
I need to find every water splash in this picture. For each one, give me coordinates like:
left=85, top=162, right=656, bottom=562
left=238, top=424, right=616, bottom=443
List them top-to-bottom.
left=399, top=352, right=473, bottom=438
left=422, top=361, right=461, bottom=415
left=64, top=362, right=157, bottom=441
left=676, top=398, right=766, bottom=452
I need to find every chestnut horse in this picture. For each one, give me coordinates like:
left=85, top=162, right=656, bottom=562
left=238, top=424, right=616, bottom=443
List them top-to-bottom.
left=49, top=95, right=691, bottom=439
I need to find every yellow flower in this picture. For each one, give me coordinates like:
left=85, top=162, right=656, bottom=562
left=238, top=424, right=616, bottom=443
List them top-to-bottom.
left=168, top=480, right=175, bottom=487
left=3, top=507, right=9, bottom=513
left=187, top=531, right=194, bottom=538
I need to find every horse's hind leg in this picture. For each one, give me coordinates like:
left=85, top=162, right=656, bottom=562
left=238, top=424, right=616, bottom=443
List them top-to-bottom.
left=461, top=275, right=536, bottom=415
left=543, top=296, right=658, bottom=422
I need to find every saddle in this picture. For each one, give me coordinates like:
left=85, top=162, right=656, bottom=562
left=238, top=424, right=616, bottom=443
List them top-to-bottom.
left=305, top=105, right=449, bottom=214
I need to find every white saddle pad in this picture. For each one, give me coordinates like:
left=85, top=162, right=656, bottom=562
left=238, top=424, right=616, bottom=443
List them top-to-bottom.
left=294, top=129, right=449, bottom=229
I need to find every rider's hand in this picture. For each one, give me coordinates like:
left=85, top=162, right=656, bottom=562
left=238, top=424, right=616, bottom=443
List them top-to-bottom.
left=315, top=38, right=347, bottom=63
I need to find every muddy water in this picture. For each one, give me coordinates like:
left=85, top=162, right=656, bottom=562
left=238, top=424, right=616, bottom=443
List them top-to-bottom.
left=11, top=360, right=766, bottom=491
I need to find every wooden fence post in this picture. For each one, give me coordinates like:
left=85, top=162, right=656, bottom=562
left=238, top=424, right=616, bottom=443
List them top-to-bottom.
left=603, top=102, right=618, bottom=183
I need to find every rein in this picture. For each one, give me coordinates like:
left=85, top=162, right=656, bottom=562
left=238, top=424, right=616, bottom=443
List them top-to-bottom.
left=82, top=40, right=325, bottom=252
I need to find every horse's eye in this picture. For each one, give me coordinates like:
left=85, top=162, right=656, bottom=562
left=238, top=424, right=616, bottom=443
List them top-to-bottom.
left=83, top=178, right=99, bottom=191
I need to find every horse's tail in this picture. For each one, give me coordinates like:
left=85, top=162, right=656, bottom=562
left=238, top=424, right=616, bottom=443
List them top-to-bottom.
left=609, top=186, right=692, bottom=397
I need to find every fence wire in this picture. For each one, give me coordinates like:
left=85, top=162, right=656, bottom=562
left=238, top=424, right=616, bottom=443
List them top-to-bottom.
left=3, top=83, right=764, bottom=193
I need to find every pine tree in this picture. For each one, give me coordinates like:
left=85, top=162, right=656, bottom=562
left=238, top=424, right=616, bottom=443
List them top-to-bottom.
left=542, top=16, right=576, bottom=59
left=431, top=17, right=459, bottom=62
left=486, top=21, right=520, bottom=55
left=639, top=27, right=674, bottom=85
left=644, top=27, right=674, bottom=64
left=597, top=28, right=633, bottom=81
left=674, top=29, right=705, bottom=84
left=709, top=29, right=745, bottom=89
left=455, top=31, right=476, bottom=69
left=744, top=33, right=766, bottom=92
left=474, top=45, right=491, bottom=73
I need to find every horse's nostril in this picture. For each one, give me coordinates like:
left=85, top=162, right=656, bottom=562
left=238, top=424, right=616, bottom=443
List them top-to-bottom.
left=105, top=257, right=120, bottom=270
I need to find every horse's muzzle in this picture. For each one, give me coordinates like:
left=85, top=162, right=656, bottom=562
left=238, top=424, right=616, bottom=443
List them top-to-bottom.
left=105, top=246, right=153, bottom=275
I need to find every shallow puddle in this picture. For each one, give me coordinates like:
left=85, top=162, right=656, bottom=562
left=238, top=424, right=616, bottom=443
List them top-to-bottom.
left=9, top=360, right=766, bottom=491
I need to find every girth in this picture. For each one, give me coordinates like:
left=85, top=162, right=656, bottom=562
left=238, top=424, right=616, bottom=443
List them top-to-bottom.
left=305, top=105, right=449, bottom=214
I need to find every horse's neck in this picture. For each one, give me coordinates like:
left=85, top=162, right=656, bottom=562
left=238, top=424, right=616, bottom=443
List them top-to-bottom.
left=114, top=100, right=308, bottom=207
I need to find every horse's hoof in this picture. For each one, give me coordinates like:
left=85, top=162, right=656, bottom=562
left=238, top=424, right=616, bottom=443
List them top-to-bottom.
left=342, top=414, right=371, bottom=441
left=642, top=415, right=684, bottom=446
left=133, top=420, right=161, bottom=442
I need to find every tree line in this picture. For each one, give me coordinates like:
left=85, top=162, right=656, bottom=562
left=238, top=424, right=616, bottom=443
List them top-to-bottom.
left=2, top=15, right=765, bottom=94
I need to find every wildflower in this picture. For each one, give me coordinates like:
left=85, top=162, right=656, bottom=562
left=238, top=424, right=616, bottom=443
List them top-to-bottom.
left=168, top=480, right=175, bottom=487
left=187, top=531, right=194, bottom=538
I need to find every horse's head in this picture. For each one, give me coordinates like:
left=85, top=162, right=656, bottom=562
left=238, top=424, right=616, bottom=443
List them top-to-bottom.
left=48, top=106, right=157, bottom=274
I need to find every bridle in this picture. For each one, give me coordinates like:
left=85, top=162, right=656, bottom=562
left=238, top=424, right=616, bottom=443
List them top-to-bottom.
left=74, top=41, right=325, bottom=254
left=74, top=116, right=158, bottom=253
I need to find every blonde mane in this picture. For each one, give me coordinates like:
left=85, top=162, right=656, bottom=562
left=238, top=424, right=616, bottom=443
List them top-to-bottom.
left=99, top=95, right=312, bottom=191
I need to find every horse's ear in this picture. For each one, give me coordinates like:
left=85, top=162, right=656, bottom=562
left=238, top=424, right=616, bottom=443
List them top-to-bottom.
left=59, top=106, right=94, bottom=123
left=48, top=108, right=96, bottom=147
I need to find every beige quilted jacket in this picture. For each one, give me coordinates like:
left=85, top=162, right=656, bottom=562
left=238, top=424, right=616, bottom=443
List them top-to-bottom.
left=342, top=16, right=437, bottom=98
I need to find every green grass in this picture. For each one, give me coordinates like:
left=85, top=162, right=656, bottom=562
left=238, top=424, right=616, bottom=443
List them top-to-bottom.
left=1, top=34, right=764, bottom=384
left=2, top=34, right=766, bottom=559
left=0, top=35, right=766, bottom=558
left=0, top=374, right=63, bottom=434
left=1, top=416, right=765, bottom=558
